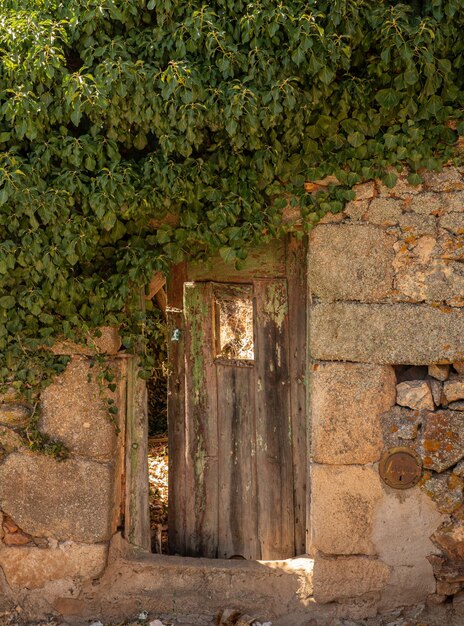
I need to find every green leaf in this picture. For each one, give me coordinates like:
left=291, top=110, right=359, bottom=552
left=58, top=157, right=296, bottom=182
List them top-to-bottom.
left=292, top=44, right=305, bottom=66
left=308, top=54, right=323, bottom=74
left=318, top=66, right=335, bottom=85
left=404, top=66, right=419, bottom=86
left=375, top=89, right=401, bottom=109
left=426, top=95, right=443, bottom=116
left=71, top=105, right=82, bottom=126
left=347, top=131, right=364, bottom=148
left=384, top=133, right=397, bottom=148
left=383, top=172, right=398, bottom=189
left=407, top=173, right=423, bottom=186
left=0, top=189, right=9, bottom=206
left=219, top=247, right=237, bottom=263
left=66, top=253, right=79, bottom=266
left=0, top=296, right=15, bottom=310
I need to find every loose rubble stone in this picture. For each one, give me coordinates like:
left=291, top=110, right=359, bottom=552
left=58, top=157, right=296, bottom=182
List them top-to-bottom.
left=422, top=167, right=464, bottom=192
left=354, top=182, right=376, bottom=200
left=440, top=191, right=464, bottom=216
left=405, top=193, right=442, bottom=214
left=367, top=198, right=403, bottom=226
left=344, top=199, right=369, bottom=221
left=282, top=203, right=302, bottom=225
left=319, top=211, right=344, bottom=224
left=440, top=212, right=464, bottom=235
left=398, top=213, right=436, bottom=237
left=437, top=224, right=464, bottom=263
left=308, top=225, right=395, bottom=302
left=394, top=247, right=464, bottom=304
left=310, top=302, right=464, bottom=364
left=51, top=325, right=122, bottom=355
left=40, top=356, right=120, bottom=461
left=454, top=362, right=464, bottom=374
left=311, top=363, right=395, bottom=464
left=429, top=364, right=450, bottom=381
left=443, top=376, right=464, bottom=403
left=429, top=379, right=444, bottom=407
left=396, top=380, right=434, bottom=411
left=0, top=387, right=19, bottom=403
left=447, top=401, right=464, bottom=411
left=0, top=404, right=31, bottom=428
left=380, top=407, right=423, bottom=449
left=422, top=410, right=464, bottom=472
left=396, top=423, right=419, bottom=440
left=0, top=426, right=25, bottom=455
left=0, top=453, right=117, bottom=542
left=453, top=460, right=464, bottom=477
left=311, top=465, right=383, bottom=555
left=421, top=473, right=463, bottom=514
left=1, top=513, right=35, bottom=546
left=2, top=515, right=18, bottom=533
left=432, top=520, right=464, bottom=561
left=2, top=530, right=33, bottom=546
left=0, top=542, right=108, bottom=588
left=312, top=554, right=390, bottom=603
left=436, top=580, right=462, bottom=595
left=453, top=590, right=464, bottom=615
left=427, top=593, right=447, bottom=605
left=217, top=609, right=242, bottom=625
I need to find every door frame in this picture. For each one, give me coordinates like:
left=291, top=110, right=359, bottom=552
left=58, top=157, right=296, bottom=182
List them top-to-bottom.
left=123, top=235, right=310, bottom=557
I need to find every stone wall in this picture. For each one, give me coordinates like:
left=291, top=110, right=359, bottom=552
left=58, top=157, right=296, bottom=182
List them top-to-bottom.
left=309, top=166, right=464, bottom=618
left=2, top=169, right=464, bottom=623
left=0, top=330, right=125, bottom=617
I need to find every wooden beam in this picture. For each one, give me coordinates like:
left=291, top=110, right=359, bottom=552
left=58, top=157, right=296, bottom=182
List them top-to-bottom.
left=146, top=271, right=166, bottom=301
left=155, top=287, right=167, bottom=318
left=124, top=356, right=151, bottom=551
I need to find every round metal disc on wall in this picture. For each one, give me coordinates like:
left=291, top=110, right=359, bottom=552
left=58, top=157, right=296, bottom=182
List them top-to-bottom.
left=379, top=447, right=422, bottom=490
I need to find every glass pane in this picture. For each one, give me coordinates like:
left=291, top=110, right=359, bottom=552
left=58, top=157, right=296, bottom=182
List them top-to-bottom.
left=214, top=285, right=254, bottom=361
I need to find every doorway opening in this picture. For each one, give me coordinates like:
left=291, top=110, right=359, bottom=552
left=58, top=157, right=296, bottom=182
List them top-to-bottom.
left=140, top=237, right=309, bottom=560
left=167, top=237, right=308, bottom=560
left=146, top=280, right=170, bottom=554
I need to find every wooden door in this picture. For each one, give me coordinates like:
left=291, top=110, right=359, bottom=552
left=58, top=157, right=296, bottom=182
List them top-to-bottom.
left=167, top=238, right=307, bottom=560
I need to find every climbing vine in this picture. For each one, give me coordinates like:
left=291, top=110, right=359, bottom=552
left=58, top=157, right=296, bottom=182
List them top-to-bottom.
left=1, top=0, right=464, bottom=404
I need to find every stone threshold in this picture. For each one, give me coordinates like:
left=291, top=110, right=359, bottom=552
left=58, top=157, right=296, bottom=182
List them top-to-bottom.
left=70, top=535, right=322, bottom=626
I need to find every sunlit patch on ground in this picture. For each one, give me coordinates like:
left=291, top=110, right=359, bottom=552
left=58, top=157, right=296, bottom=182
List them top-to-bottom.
left=148, top=436, right=168, bottom=553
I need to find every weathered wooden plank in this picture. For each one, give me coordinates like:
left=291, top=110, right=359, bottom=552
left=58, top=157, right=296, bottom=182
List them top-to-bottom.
left=286, top=235, right=309, bottom=555
left=188, top=241, right=286, bottom=282
left=167, top=263, right=187, bottom=555
left=146, top=271, right=166, bottom=300
left=254, top=279, right=295, bottom=559
left=183, top=281, right=219, bottom=557
left=155, top=287, right=167, bottom=318
left=115, top=356, right=128, bottom=533
left=124, top=356, right=151, bottom=551
left=217, top=364, right=259, bottom=559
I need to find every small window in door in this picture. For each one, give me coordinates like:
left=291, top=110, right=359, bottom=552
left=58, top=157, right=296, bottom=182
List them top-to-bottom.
left=213, top=284, right=254, bottom=361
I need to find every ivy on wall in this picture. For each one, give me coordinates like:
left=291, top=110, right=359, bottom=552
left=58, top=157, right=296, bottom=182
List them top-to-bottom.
left=1, top=0, right=464, bottom=398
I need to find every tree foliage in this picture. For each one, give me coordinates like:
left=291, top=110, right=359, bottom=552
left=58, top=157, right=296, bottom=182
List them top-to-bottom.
left=1, top=0, right=464, bottom=392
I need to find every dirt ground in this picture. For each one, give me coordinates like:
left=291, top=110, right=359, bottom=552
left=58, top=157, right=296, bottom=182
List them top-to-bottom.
left=2, top=604, right=463, bottom=626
